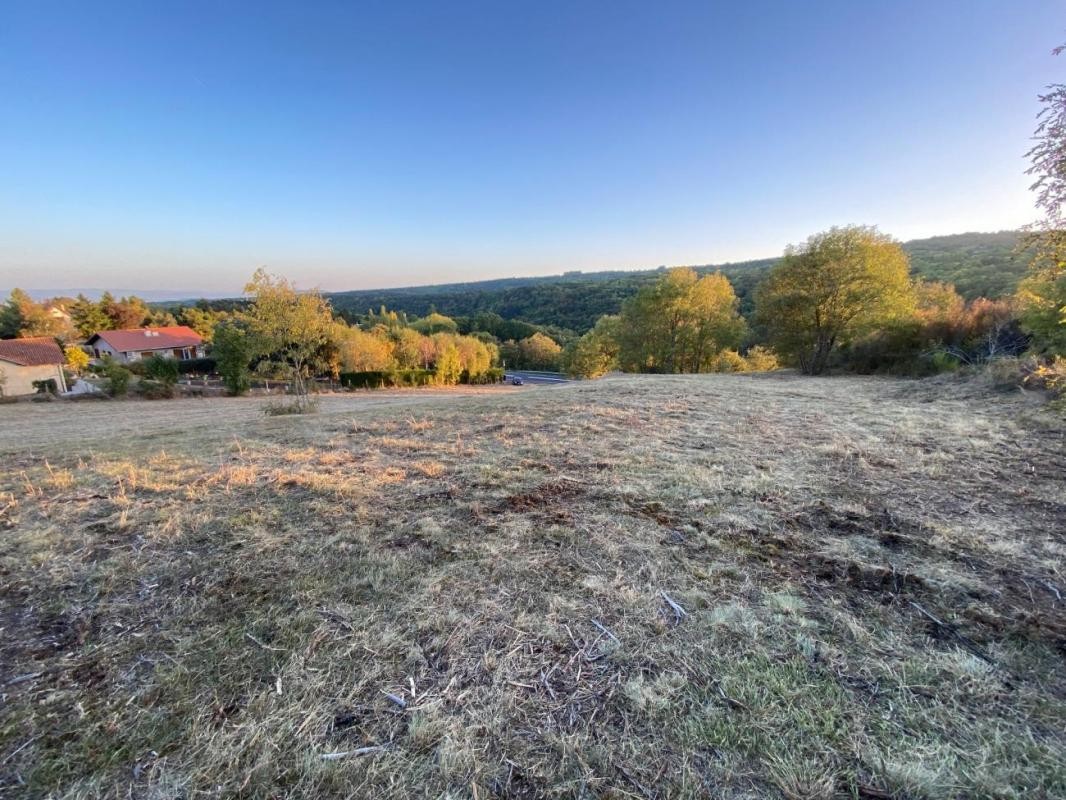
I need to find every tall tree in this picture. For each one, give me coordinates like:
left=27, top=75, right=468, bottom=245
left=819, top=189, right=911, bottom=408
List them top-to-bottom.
left=1018, top=45, right=1066, bottom=354
left=754, top=226, right=915, bottom=375
left=616, top=268, right=745, bottom=373
left=244, top=269, right=335, bottom=410
left=0, top=289, right=67, bottom=339
left=70, top=294, right=111, bottom=338
left=564, top=315, right=622, bottom=378
left=212, top=318, right=254, bottom=396
left=517, top=332, right=563, bottom=370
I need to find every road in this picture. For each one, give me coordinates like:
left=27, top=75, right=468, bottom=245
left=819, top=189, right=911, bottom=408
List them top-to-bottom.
left=503, top=371, right=572, bottom=385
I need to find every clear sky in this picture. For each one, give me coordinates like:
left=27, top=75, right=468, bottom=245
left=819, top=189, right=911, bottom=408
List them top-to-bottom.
left=1, top=1, right=1063, bottom=295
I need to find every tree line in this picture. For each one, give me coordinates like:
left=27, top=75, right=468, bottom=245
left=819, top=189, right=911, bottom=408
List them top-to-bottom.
left=562, top=223, right=1055, bottom=379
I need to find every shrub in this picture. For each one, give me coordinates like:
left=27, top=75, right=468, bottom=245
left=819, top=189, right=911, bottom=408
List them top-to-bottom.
left=743, top=346, right=779, bottom=372
left=712, top=350, right=748, bottom=373
left=144, top=355, right=179, bottom=387
left=102, top=360, right=131, bottom=397
left=462, top=367, right=504, bottom=384
left=339, top=369, right=436, bottom=389
left=339, top=370, right=390, bottom=389
left=32, top=378, right=58, bottom=395
left=138, top=379, right=174, bottom=400
left=264, top=397, right=318, bottom=415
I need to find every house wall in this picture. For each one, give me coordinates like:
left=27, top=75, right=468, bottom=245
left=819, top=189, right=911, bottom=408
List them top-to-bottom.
left=92, top=341, right=121, bottom=360
left=92, top=343, right=204, bottom=363
left=0, top=362, right=66, bottom=397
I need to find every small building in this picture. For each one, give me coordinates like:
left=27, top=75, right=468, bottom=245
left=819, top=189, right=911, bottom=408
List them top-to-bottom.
left=85, top=326, right=205, bottom=363
left=0, top=337, right=68, bottom=397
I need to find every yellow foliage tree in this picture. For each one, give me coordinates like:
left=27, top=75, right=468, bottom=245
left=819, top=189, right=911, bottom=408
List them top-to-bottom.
left=754, top=226, right=915, bottom=374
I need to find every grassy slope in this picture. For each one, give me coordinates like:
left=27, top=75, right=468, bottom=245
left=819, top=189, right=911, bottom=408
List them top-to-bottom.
left=1, top=374, right=1064, bottom=799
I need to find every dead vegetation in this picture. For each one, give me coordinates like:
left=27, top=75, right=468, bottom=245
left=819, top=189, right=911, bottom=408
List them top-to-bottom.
left=1, top=373, right=1064, bottom=799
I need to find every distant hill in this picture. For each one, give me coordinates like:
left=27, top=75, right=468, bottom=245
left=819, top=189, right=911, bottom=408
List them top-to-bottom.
left=328, top=231, right=1028, bottom=333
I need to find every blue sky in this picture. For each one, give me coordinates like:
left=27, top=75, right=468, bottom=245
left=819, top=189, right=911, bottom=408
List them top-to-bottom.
left=1, top=1, right=1062, bottom=294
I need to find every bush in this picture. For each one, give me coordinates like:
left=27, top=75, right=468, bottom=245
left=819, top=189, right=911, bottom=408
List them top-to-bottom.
left=743, top=346, right=779, bottom=372
left=711, top=350, right=748, bottom=373
left=144, top=355, right=179, bottom=387
left=103, top=360, right=132, bottom=397
left=125, top=360, right=148, bottom=376
left=461, top=368, right=505, bottom=384
left=338, top=369, right=436, bottom=389
left=339, top=370, right=390, bottom=389
left=32, top=378, right=58, bottom=395
left=138, top=379, right=174, bottom=400
left=264, top=397, right=318, bottom=415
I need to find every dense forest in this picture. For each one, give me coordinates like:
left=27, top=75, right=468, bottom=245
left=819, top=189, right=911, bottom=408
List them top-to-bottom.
left=326, top=231, right=1025, bottom=333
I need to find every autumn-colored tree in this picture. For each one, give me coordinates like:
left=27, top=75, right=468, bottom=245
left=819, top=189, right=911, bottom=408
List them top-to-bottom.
left=754, top=226, right=915, bottom=374
left=616, top=268, right=746, bottom=373
left=244, top=269, right=335, bottom=411
left=0, top=289, right=68, bottom=339
left=102, top=293, right=151, bottom=329
left=411, top=312, right=459, bottom=335
left=564, top=315, right=621, bottom=378
left=337, top=325, right=395, bottom=372
left=392, top=327, right=425, bottom=369
left=517, top=332, right=563, bottom=370
left=454, top=334, right=495, bottom=378
left=432, top=337, right=463, bottom=385
left=64, top=345, right=90, bottom=373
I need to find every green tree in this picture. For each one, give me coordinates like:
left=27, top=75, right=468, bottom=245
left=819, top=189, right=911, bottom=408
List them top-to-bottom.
left=1018, top=50, right=1066, bottom=354
left=754, top=226, right=916, bottom=374
left=616, top=268, right=746, bottom=373
left=244, top=269, right=335, bottom=411
left=70, top=294, right=111, bottom=338
left=179, top=307, right=228, bottom=342
left=411, top=312, right=459, bottom=335
left=564, top=315, right=621, bottom=378
left=212, top=319, right=253, bottom=396
left=144, top=353, right=179, bottom=387
left=102, top=358, right=131, bottom=397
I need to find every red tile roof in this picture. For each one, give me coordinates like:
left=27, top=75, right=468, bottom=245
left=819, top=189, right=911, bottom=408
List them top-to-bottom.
left=87, top=326, right=203, bottom=352
left=0, top=337, right=65, bottom=366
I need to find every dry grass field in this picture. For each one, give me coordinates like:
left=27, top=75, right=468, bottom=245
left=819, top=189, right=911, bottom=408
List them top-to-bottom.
left=1, top=374, right=1064, bottom=799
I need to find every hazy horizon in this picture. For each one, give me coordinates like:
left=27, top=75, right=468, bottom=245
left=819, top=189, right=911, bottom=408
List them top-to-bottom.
left=1, top=1, right=1060, bottom=293
left=1, top=227, right=1021, bottom=302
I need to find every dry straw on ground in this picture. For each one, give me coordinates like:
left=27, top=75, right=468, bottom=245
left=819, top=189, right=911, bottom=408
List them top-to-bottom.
left=1, top=374, right=1064, bottom=799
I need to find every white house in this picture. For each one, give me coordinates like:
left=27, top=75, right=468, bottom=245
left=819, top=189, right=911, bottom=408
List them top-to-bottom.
left=85, top=326, right=205, bottom=363
left=0, top=337, right=68, bottom=397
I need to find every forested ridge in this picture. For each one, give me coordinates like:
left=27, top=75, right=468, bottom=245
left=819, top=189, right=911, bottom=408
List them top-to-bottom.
left=326, top=231, right=1024, bottom=333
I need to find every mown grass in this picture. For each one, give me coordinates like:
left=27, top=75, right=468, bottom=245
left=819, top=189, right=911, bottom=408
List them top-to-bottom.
left=1, top=373, right=1064, bottom=798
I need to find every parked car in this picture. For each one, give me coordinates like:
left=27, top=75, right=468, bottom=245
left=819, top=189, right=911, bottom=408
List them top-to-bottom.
left=511, top=376, right=524, bottom=385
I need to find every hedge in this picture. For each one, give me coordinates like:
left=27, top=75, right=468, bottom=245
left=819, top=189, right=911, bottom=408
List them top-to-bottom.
left=178, top=357, right=217, bottom=374
left=339, top=367, right=505, bottom=389
left=461, top=368, right=505, bottom=385
left=339, top=369, right=435, bottom=389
